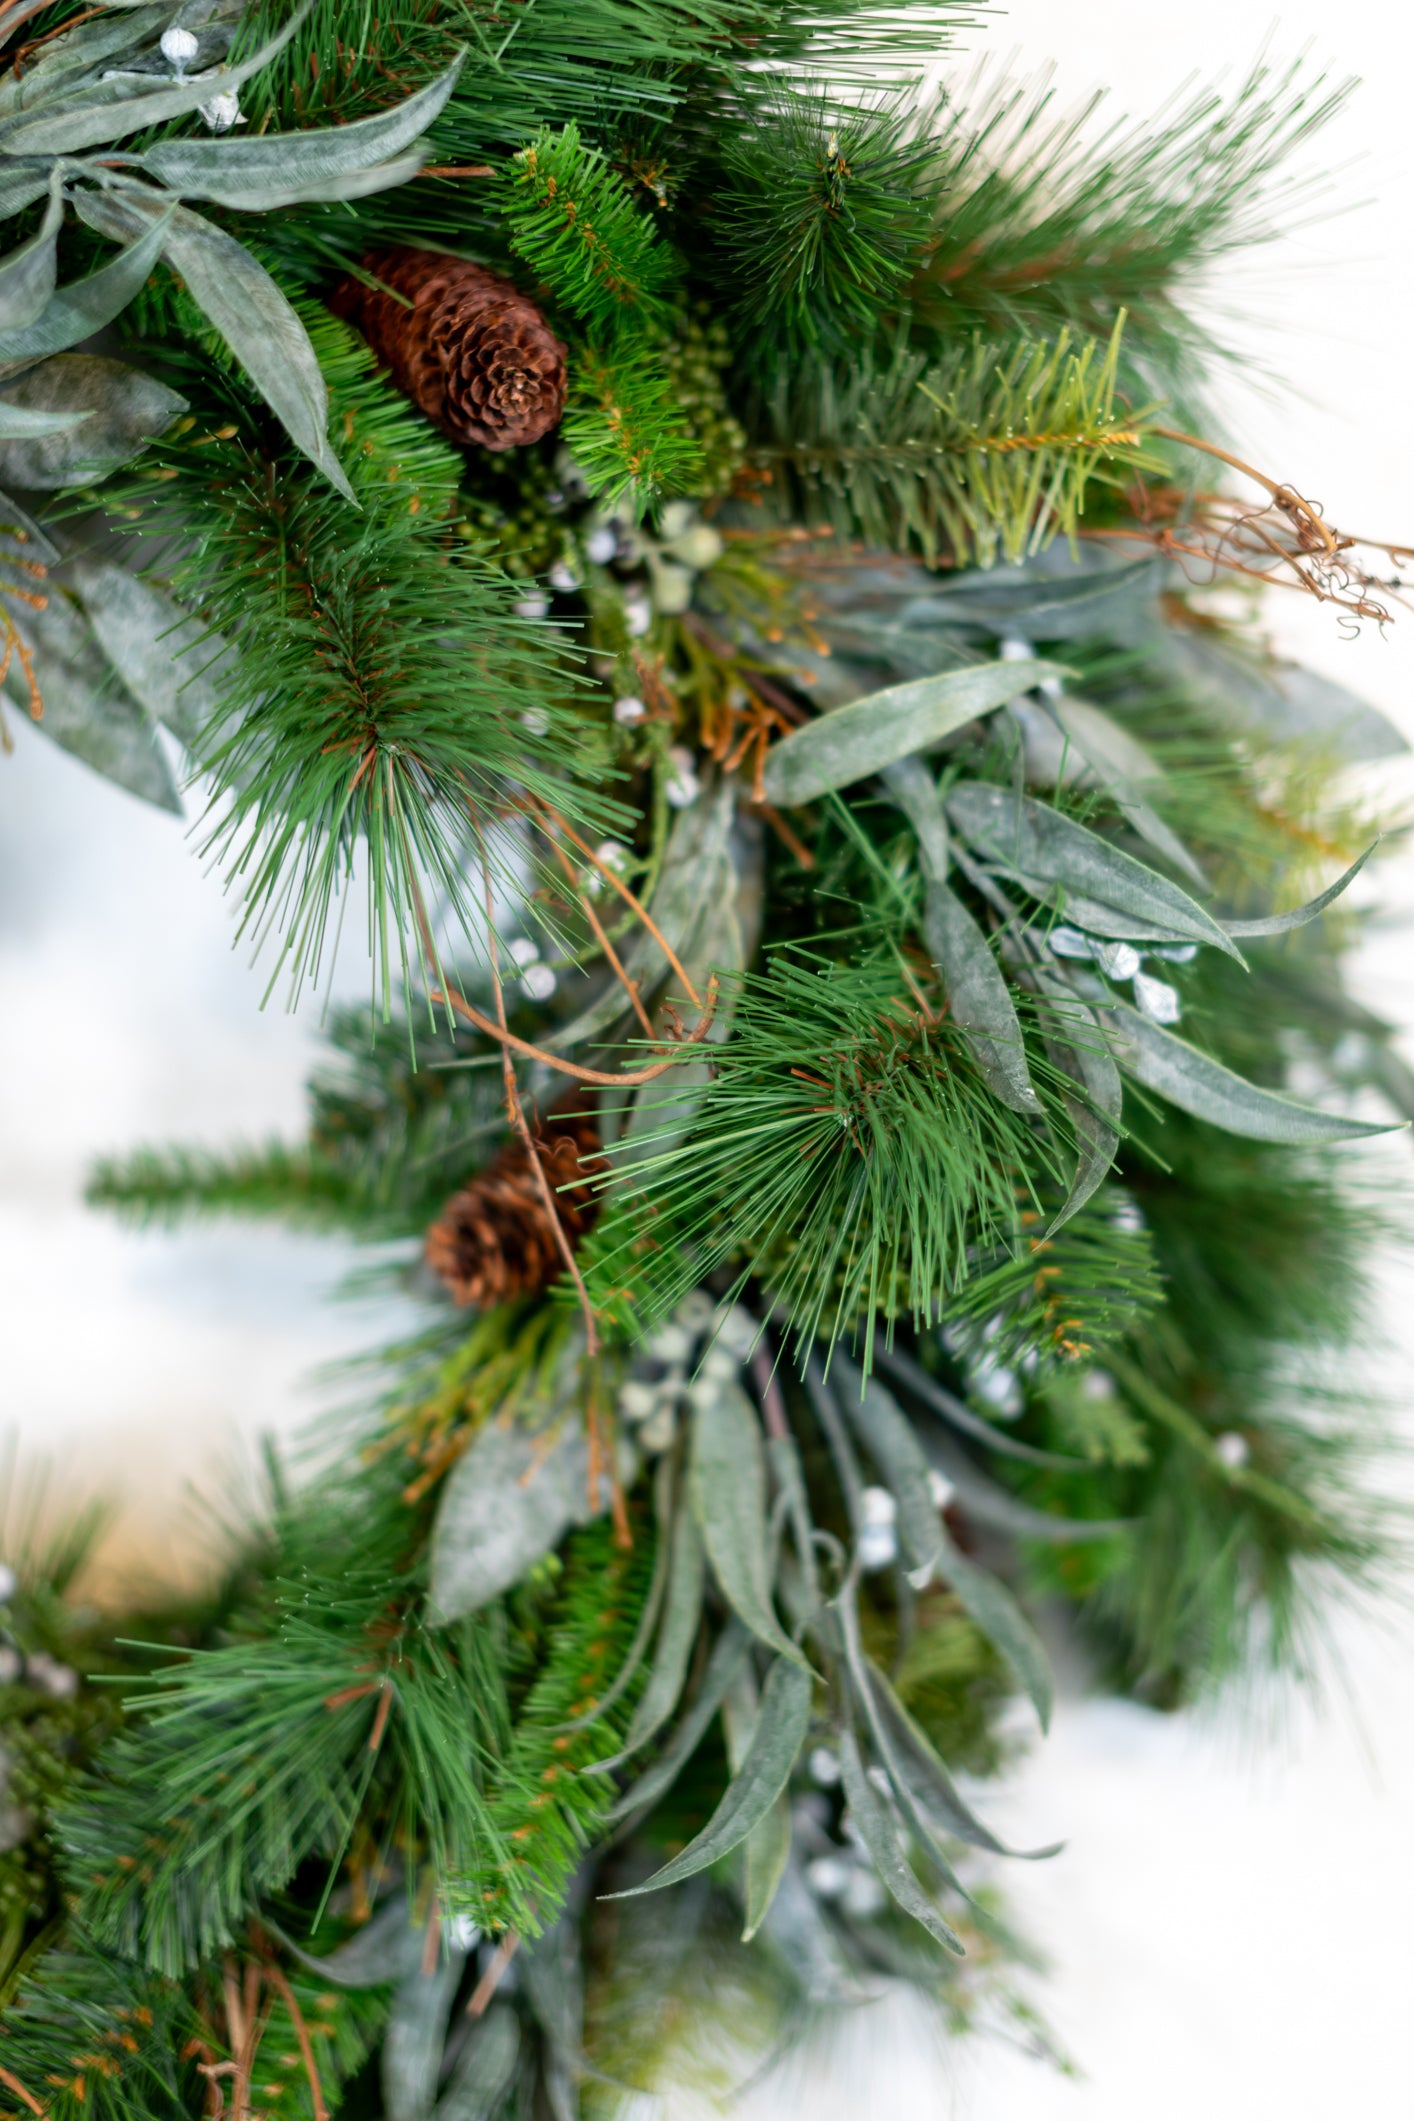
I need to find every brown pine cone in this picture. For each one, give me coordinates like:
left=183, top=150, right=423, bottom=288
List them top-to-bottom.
left=332, top=247, right=567, bottom=451
left=425, top=1093, right=606, bottom=1308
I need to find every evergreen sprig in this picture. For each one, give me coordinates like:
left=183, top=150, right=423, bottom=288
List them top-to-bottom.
left=502, top=123, right=679, bottom=330
left=748, top=318, right=1156, bottom=564
left=561, top=335, right=703, bottom=508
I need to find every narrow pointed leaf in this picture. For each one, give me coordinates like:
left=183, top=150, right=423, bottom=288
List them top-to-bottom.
left=0, top=0, right=310, bottom=154
left=133, top=54, right=463, bottom=198
left=158, top=149, right=432, bottom=214
left=0, top=174, right=63, bottom=331
left=72, top=188, right=355, bottom=502
left=0, top=208, right=175, bottom=364
left=0, top=401, right=89, bottom=438
left=70, top=556, right=221, bottom=750
left=7, top=586, right=180, bottom=810
left=761, top=660, right=1066, bottom=807
left=1050, top=695, right=1209, bottom=889
left=882, top=755, right=949, bottom=879
left=947, top=781, right=1242, bottom=958
left=1223, top=843, right=1376, bottom=936
left=924, top=876, right=1042, bottom=1113
left=1037, top=980, right=1123, bottom=1230
left=1108, top=1002, right=1404, bottom=1143
left=873, top=1344, right=1086, bottom=1469
left=832, top=1355, right=943, bottom=1581
left=692, top=1381, right=811, bottom=1669
left=429, top=1418, right=611, bottom=1621
left=921, top=1425, right=1130, bottom=1543
left=556, top=1456, right=674, bottom=1737
left=593, top=1499, right=705, bottom=1766
left=938, top=1527, right=1052, bottom=1729
left=604, top=1621, right=749, bottom=1822
left=606, top=1657, right=812, bottom=1899
left=866, top=1660, right=1061, bottom=1860
left=837, top=1725, right=964, bottom=1956
left=741, top=1793, right=792, bottom=1942
left=383, top=1951, right=466, bottom=2121
left=435, top=2003, right=521, bottom=2121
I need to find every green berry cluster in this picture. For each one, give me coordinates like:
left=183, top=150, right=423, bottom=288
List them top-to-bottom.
left=659, top=307, right=748, bottom=501
left=456, top=446, right=566, bottom=579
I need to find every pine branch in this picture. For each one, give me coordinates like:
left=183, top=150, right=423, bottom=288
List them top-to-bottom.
left=501, top=123, right=679, bottom=330
left=748, top=318, right=1156, bottom=565
left=561, top=335, right=703, bottom=510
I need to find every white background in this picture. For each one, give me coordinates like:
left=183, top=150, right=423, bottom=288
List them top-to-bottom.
left=3, top=2, right=1414, bottom=2114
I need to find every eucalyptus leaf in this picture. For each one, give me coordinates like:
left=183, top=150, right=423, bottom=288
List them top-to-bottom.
left=0, top=0, right=310, bottom=155
left=0, top=3, right=171, bottom=122
left=131, top=53, right=463, bottom=199
left=160, top=148, right=432, bottom=214
left=0, top=164, right=52, bottom=220
left=0, top=174, right=62, bottom=332
left=72, top=186, right=355, bottom=502
left=0, top=208, right=175, bottom=366
left=0, top=355, right=184, bottom=488
left=70, top=555, right=221, bottom=750
left=7, top=585, right=180, bottom=810
left=1158, top=629, right=1408, bottom=763
left=761, top=660, right=1066, bottom=807
left=1049, top=695, right=1209, bottom=890
left=882, top=754, right=949, bottom=879
left=948, top=781, right=1241, bottom=959
left=1222, top=844, right=1376, bottom=936
left=923, top=876, right=1042, bottom=1114
left=1036, top=981, right=1123, bottom=1230
left=1107, top=1003, right=1403, bottom=1143
left=873, top=1344, right=1086, bottom=1469
left=832, top=1354, right=943, bottom=1583
left=691, top=1380, right=811, bottom=1670
left=428, top=1414, right=616, bottom=1621
left=919, top=1422, right=1130, bottom=1544
left=555, top=1455, right=674, bottom=1737
left=591, top=1499, right=705, bottom=1768
left=938, top=1526, right=1053, bottom=1729
left=604, top=1621, right=749, bottom=1824
left=606, top=1657, right=812, bottom=1900
left=866, top=1660, right=1061, bottom=1860
left=836, top=1724, right=964, bottom=1957
left=739, top=1791, right=792, bottom=1942
left=273, top=1898, right=424, bottom=1989
left=383, top=1950, right=467, bottom=2121
left=435, top=2003, right=521, bottom=2121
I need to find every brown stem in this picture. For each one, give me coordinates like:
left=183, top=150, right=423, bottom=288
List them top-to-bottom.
left=523, top=796, right=703, bottom=1009
left=542, top=831, right=655, bottom=1036
left=479, top=853, right=600, bottom=1358
left=430, top=975, right=720, bottom=1086
left=466, top=1932, right=520, bottom=2018
left=262, top=1962, right=329, bottom=2121
left=0, top=2065, right=45, bottom=2116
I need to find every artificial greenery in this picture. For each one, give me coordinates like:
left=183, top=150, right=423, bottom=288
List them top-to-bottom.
left=4, top=0, right=1411, bottom=2113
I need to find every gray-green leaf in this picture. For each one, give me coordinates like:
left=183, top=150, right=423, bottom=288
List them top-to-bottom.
left=0, top=0, right=310, bottom=155
left=131, top=53, right=463, bottom=202
left=0, top=174, right=63, bottom=332
left=72, top=187, right=355, bottom=503
left=0, top=207, right=175, bottom=366
left=0, top=355, right=184, bottom=488
left=70, top=555, right=221, bottom=750
left=8, top=584, right=179, bottom=810
left=761, top=660, right=1067, bottom=807
left=1049, top=694, right=1208, bottom=890
left=947, top=781, right=1241, bottom=958
left=1223, top=844, right=1376, bottom=937
left=924, top=876, right=1041, bottom=1113
left=1038, top=981, right=1123, bottom=1230
left=1107, top=1002, right=1403, bottom=1143
left=873, top=1344, right=1086, bottom=1470
left=832, top=1355, right=944, bottom=1583
left=691, top=1380, right=811, bottom=1670
left=428, top=1414, right=615, bottom=1621
left=591, top=1501, right=705, bottom=1769
left=938, top=1526, right=1053, bottom=1729
left=604, top=1621, right=749, bottom=1823
left=606, top=1657, right=812, bottom=1900
left=836, top=1725, right=964, bottom=1956
left=383, top=1951, right=466, bottom=2121
left=435, top=2004, right=521, bottom=2121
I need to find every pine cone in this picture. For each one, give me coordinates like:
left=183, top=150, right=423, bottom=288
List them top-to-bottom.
left=332, top=247, right=567, bottom=452
left=425, top=1094, right=606, bottom=1308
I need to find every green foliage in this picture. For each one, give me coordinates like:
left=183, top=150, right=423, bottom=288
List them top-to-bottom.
left=910, top=56, right=1352, bottom=416
left=713, top=92, right=940, bottom=353
left=502, top=123, right=679, bottom=330
left=102, top=311, right=618, bottom=1015
left=746, top=318, right=1156, bottom=565
left=561, top=334, right=703, bottom=509
left=607, top=946, right=1068, bottom=1364
left=87, top=1009, right=504, bottom=1243
left=943, top=1186, right=1163, bottom=1371
left=468, top=1518, right=656, bottom=1934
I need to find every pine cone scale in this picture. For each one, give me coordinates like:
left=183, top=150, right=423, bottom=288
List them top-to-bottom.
left=333, top=246, right=567, bottom=452
left=425, top=1095, right=606, bottom=1308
